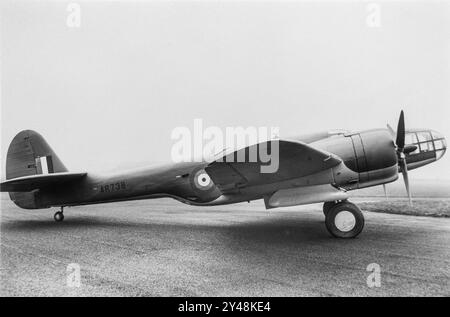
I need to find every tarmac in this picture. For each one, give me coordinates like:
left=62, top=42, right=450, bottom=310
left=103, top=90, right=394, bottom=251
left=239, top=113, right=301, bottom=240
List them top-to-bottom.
left=1, top=197, right=449, bottom=296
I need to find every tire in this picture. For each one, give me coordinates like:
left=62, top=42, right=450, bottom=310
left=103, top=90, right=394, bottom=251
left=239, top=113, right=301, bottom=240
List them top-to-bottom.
left=323, top=201, right=336, bottom=216
left=325, top=201, right=364, bottom=238
left=54, top=211, right=64, bottom=222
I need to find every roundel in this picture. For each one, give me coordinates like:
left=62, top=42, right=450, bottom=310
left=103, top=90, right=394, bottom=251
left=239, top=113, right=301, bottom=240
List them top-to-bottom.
left=193, top=170, right=214, bottom=190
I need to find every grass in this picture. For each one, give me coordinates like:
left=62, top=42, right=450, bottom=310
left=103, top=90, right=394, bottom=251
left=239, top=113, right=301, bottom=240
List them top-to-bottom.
left=359, top=199, right=450, bottom=218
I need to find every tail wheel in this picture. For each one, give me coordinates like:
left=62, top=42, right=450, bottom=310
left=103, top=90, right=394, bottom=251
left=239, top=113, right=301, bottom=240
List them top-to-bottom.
left=325, top=201, right=364, bottom=238
left=54, top=211, right=64, bottom=222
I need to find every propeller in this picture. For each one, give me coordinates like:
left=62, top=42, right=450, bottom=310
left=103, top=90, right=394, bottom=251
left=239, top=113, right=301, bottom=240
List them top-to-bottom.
left=392, top=110, right=413, bottom=206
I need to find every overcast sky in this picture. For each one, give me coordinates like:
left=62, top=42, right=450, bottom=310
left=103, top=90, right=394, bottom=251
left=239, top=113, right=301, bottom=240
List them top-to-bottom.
left=1, top=0, right=449, bottom=181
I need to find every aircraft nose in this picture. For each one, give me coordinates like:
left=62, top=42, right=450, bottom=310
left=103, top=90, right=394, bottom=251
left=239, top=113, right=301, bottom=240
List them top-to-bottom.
left=431, top=130, right=446, bottom=160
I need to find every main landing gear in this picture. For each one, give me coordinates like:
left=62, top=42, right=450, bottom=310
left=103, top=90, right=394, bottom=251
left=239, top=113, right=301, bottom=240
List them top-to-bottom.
left=322, top=200, right=364, bottom=239
left=54, top=207, right=65, bottom=222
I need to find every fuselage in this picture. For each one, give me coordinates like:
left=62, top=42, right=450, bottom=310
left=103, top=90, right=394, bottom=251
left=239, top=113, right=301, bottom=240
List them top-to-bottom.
left=24, top=128, right=446, bottom=209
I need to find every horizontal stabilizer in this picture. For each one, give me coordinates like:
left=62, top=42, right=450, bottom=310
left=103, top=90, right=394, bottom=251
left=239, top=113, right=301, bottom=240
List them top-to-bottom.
left=0, top=172, right=87, bottom=192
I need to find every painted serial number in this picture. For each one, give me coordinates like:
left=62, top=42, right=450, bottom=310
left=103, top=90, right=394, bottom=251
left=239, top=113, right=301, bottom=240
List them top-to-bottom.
left=101, top=181, right=126, bottom=193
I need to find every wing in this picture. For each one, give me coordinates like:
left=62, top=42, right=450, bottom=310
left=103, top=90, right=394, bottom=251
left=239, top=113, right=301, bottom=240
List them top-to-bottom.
left=205, top=139, right=341, bottom=192
left=0, top=172, right=87, bottom=192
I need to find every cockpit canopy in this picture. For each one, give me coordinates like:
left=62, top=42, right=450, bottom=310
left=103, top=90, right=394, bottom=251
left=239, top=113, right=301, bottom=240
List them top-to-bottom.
left=404, top=130, right=446, bottom=170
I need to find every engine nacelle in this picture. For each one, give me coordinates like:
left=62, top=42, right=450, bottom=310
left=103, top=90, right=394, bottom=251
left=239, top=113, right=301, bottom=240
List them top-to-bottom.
left=311, top=129, right=398, bottom=190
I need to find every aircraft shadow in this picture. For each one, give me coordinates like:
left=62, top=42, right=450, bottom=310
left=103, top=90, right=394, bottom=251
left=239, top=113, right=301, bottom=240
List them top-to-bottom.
left=1, top=209, right=406, bottom=245
left=1, top=213, right=344, bottom=245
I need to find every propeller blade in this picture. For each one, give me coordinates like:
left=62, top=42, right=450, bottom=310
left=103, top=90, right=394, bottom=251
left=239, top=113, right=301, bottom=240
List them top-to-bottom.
left=393, top=110, right=412, bottom=206
left=396, top=110, right=405, bottom=150
left=386, top=124, right=395, bottom=138
left=404, top=145, right=418, bottom=154
left=399, top=158, right=413, bottom=206
left=383, top=184, right=388, bottom=200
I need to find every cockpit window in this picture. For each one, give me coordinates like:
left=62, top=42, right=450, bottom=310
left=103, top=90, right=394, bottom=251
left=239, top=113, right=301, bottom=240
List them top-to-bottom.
left=406, top=130, right=446, bottom=155
left=416, top=131, right=432, bottom=142
left=431, top=131, right=442, bottom=139
left=405, top=132, right=420, bottom=154
left=405, top=133, right=418, bottom=144
left=434, top=139, right=445, bottom=150
left=419, top=141, right=434, bottom=152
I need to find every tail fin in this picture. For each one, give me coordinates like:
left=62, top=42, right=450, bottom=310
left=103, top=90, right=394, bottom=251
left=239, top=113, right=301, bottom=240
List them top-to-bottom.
left=5, top=130, right=68, bottom=209
left=6, top=130, right=67, bottom=180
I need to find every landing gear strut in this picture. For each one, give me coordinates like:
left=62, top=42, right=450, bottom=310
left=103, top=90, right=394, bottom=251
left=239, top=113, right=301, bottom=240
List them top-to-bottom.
left=323, top=200, right=364, bottom=238
left=54, top=207, right=64, bottom=222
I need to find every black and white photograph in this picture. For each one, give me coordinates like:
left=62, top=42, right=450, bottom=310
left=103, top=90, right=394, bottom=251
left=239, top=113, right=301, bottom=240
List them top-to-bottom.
left=0, top=0, right=449, bottom=300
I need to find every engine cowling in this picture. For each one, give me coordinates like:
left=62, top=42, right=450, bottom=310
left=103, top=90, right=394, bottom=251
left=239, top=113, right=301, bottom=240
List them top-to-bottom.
left=310, top=129, right=398, bottom=189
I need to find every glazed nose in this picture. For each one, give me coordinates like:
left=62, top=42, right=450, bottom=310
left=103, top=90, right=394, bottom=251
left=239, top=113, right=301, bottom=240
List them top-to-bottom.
left=432, top=131, right=446, bottom=160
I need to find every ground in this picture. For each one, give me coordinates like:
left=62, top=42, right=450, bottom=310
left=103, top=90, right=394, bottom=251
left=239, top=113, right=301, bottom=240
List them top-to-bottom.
left=1, top=195, right=449, bottom=297
left=358, top=199, right=450, bottom=217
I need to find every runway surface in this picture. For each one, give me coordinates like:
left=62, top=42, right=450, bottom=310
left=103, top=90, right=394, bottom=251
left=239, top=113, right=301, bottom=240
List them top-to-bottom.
left=1, top=197, right=449, bottom=296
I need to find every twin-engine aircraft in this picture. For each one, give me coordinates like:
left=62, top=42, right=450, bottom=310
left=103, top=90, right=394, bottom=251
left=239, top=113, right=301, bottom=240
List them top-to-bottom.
left=0, top=111, right=446, bottom=238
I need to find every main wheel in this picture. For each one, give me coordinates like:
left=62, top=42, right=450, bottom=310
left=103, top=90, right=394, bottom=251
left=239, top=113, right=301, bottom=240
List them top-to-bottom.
left=323, top=201, right=336, bottom=216
left=325, top=201, right=364, bottom=238
left=54, top=211, right=64, bottom=222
